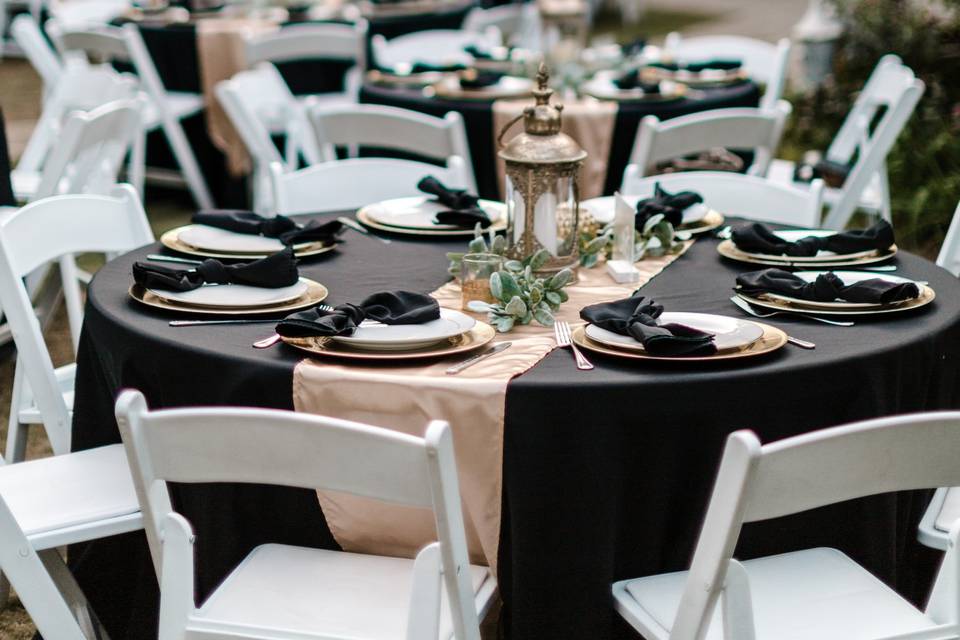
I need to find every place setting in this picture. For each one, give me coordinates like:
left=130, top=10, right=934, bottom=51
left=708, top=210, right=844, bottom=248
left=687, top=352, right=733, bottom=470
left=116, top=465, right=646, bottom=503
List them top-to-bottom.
left=644, top=57, right=748, bottom=87
left=579, top=68, right=688, bottom=103
left=429, top=70, right=536, bottom=100
left=356, top=175, right=508, bottom=237
left=582, top=182, right=725, bottom=235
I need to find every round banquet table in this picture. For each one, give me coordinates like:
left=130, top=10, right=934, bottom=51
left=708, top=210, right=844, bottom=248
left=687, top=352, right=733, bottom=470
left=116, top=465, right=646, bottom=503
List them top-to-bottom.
left=359, top=80, right=762, bottom=199
left=71, top=216, right=960, bottom=640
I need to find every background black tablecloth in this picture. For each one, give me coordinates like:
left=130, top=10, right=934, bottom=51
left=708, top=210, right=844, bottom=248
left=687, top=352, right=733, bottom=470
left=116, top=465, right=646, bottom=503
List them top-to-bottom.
left=360, top=81, right=761, bottom=199
left=71, top=217, right=960, bottom=639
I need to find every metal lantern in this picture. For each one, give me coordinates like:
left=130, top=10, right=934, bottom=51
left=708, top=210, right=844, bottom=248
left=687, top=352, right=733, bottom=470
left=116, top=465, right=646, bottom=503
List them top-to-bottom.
left=537, top=0, right=590, bottom=68
left=497, top=63, right=587, bottom=275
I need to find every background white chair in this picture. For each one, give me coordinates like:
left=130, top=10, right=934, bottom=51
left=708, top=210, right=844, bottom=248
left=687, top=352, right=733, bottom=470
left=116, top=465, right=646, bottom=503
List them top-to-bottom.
left=463, top=2, right=540, bottom=49
left=10, top=15, right=64, bottom=99
left=50, top=21, right=215, bottom=208
left=245, top=21, right=367, bottom=108
left=371, top=28, right=500, bottom=71
left=663, top=33, right=791, bottom=110
left=768, top=55, right=925, bottom=230
left=216, top=64, right=321, bottom=213
left=628, top=100, right=792, bottom=179
left=310, top=103, right=477, bottom=194
left=270, top=156, right=469, bottom=215
left=619, top=170, right=824, bottom=228
left=0, top=188, right=148, bottom=636
left=935, top=200, right=960, bottom=277
left=115, top=389, right=497, bottom=640
left=614, top=411, right=960, bottom=640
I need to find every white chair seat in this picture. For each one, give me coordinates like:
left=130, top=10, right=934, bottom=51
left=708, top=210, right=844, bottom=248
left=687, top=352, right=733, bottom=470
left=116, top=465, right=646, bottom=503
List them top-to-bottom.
left=769, top=159, right=883, bottom=218
left=18, top=363, right=75, bottom=425
left=0, top=444, right=140, bottom=541
left=935, top=487, right=960, bottom=533
left=195, top=543, right=494, bottom=640
left=614, top=547, right=935, bottom=640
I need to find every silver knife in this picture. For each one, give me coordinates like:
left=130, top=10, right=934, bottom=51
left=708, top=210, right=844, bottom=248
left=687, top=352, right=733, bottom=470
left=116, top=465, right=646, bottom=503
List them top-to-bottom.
left=337, top=216, right=392, bottom=244
left=147, top=254, right=203, bottom=266
left=446, top=342, right=512, bottom=375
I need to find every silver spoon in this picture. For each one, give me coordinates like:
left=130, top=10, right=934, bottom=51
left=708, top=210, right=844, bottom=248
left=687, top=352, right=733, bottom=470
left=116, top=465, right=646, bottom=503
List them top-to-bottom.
left=729, top=296, right=855, bottom=327
left=253, top=304, right=335, bottom=349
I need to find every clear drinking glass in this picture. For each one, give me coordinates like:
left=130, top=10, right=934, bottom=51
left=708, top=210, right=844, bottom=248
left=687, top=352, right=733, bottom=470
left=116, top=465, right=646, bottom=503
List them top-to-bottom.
left=461, top=253, right=504, bottom=309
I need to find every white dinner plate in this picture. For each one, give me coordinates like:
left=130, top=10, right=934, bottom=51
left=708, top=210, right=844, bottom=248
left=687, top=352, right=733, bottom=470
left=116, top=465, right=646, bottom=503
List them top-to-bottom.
left=579, top=72, right=686, bottom=102
left=431, top=75, right=535, bottom=100
left=582, top=195, right=709, bottom=226
left=360, top=197, right=506, bottom=231
left=178, top=224, right=309, bottom=254
left=736, top=229, right=881, bottom=262
left=759, top=270, right=921, bottom=310
left=149, top=278, right=309, bottom=309
left=332, top=308, right=477, bottom=351
left=584, top=312, right=764, bottom=353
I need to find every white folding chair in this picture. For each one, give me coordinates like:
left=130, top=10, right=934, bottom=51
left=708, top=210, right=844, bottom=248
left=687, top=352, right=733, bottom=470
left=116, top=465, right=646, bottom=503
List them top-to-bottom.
left=463, top=2, right=539, bottom=49
left=10, top=15, right=64, bottom=98
left=50, top=21, right=215, bottom=208
left=245, top=21, right=368, bottom=108
left=371, top=28, right=500, bottom=70
left=663, top=33, right=791, bottom=110
left=768, top=55, right=925, bottom=230
left=216, top=64, right=321, bottom=213
left=629, top=101, right=791, bottom=179
left=310, top=102, right=477, bottom=194
left=271, top=156, right=469, bottom=215
left=619, top=170, right=824, bottom=228
left=0, top=188, right=148, bottom=637
left=935, top=201, right=960, bottom=277
left=115, top=389, right=497, bottom=640
left=613, top=411, right=960, bottom=640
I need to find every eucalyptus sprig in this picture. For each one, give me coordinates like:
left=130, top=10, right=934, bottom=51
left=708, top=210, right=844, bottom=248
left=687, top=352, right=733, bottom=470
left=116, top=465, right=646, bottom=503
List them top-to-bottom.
left=576, top=214, right=688, bottom=266
left=447, top=224, right=507, bottom=277
left=486, top=249, right=572, bottom=332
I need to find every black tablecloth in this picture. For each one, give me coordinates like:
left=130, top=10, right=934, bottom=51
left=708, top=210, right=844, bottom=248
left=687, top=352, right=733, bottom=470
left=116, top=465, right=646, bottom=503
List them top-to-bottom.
left=360, top=81, right=762, bottom=199
left=0, top=109, right=14, bottom=206
left=71, top=217, right=960, bottom=639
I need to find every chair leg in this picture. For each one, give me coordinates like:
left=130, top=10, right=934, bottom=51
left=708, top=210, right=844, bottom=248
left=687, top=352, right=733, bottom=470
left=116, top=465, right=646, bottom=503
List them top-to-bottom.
left=161, top=117, right=214, bottom=209
left=878, top=168, right=892, bottom=223
left=6, top=363, right=28, bottom=464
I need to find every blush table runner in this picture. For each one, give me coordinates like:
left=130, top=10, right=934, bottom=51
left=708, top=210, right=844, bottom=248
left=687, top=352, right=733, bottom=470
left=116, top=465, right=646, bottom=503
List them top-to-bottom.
left=293, top=247, right=690, bottom=574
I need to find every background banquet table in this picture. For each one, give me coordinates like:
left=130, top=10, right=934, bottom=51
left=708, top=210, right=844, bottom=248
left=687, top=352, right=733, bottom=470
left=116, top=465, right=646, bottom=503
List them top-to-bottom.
left=360, top=81, right=761, bottom=198
left=71, top=216, right=960, bottom=639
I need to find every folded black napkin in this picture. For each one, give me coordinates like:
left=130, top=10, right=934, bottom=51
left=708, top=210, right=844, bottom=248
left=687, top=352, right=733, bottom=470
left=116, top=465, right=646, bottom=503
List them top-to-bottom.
left=464, top=44, right=493, bottom=60
left=650, top=58, right=742, bottom=73
left=408, top=61, right=467, bottom=74
left=613, top=69, right=661, bottom=92
left=460, top=70, right=504, bottom=89
left=793, top=157, right=851, bottom=188
left=417, top=175, right=491, bottom=228
left=635, top=183, right=703, bottom=230
left=192, top=210, right=343, bottom=246
left=731, top=220, right=895, bottom=257
left=133, top=247, right=299, bottom=292
left=736, top=268, right=919, bottom=304
left=276, top=290, right=440, bottom=337
left=580, top=294, right=717, bottom=357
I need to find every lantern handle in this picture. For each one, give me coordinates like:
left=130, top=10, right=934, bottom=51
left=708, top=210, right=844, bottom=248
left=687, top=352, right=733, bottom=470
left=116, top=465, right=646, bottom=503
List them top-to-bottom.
left=496, top=111, right=526, bottom=150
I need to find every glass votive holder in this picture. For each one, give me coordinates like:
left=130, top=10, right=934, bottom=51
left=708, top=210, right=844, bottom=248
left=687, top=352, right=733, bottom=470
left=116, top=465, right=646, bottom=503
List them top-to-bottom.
left=461, top=253, right=503, bottom=309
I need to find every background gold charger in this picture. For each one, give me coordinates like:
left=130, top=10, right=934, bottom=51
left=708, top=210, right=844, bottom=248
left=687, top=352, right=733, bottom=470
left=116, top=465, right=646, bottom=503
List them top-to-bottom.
left=356, top=208, right=508, bottom=237
left=161, top=227, right=336, bottom=259
left=717, top=239, right=898, bottom=268
left=129, top=279, right=329, bottom=315
left=735, top=285, right=936, bottom=316
left=280, top=321, right=496, bottom=360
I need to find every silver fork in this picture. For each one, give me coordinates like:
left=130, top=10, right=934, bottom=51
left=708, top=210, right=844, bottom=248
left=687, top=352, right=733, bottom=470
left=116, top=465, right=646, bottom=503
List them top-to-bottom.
left=730, top=296, right=854, bottom=327
left=253, top=304, right=335, bottom=349
left=554, top=320, right=594, bottom=370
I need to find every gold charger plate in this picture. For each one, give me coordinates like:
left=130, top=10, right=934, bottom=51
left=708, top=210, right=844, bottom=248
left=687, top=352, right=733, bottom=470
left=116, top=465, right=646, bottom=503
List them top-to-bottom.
left=645, top=66, right=748, bottom=88
left=366, top=69, right=449, bottom=88
left=428, top=75, right=535, bottom=101
left=580, top=77, right=688, bottom=103
left=356, top=208, right=508, bottom=237
left=682, top=209, right=724, bottom=235
left=161, top=227, right=336, bottom=260
left=717, top=239, right=898, bottom=268
left=129, top=279, right=329, bottom=315
left=735, top=285, right=936, bottom=316
left=280, top=321, right=496, bottom=361
left=572, top=322, right=787, bottom=362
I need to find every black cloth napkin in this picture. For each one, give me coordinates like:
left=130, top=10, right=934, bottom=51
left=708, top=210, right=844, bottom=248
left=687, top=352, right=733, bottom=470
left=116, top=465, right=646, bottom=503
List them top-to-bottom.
left=464, top=44, right=493, bottom=59
left=650, top=58, right=742, bottom=73
left=408, top=61, right=467, bottom=74
left=613, top=69, right=661, bottom=92
left=460, top=70, right=504, bottom=89
left=793, top=158, right=851, bottom=188
left=417, top=175, right=491, bottom=228
left=635, top=183, right=703, bottom=230
left=192, top=210, right=343, bottom=246
left=731, top=220, right=895, bottom=258
left=133, top=247, right=299, bottom=292
left=736, top=268, right=920, bottom=304
left=276, top=290, right=440, bottom=337
left=580, top=294, right=717, bottom=357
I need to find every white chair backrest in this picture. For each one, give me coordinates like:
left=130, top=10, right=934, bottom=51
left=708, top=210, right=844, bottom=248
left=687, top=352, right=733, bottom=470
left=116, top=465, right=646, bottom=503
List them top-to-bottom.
left=463, top=3, right=539, bottom=48
left=11, top=15, right=64, bottom=93
left=246, top=20, right=367, bottom=70
left=371, top=28, right=499, bottom=70
left=664, top=34, right=791, bottom=109
left=821, top=55, right=924, bottom=230
left=630, top=101, right=791, bottom=178
left=310, top=103, right=476, bottom=192
left=270, top=156, right=468, bottom=215
left=619, top=170, right=824, bottom=227
left=0, top=186, right=153, bottom=455
left=936, top=201, right=960, bottom=277
left=115, top=389, right=482, bottom=640
left=672, top=412, right=960, bottom=640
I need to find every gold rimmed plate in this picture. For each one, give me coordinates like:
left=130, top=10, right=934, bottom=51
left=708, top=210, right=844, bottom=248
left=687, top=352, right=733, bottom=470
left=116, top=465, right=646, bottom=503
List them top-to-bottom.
left=645, top=65, right=748, bottom=87
left=579, top=73, right=688, bottom=103
left=428, top=75, right=535, bottom=101
left=581, top=196, right=724, bottom=236
left=356, top=206, right=508, bottom=237
left=161, top=227, right=336, bottom=260
left=717, top=239, right=898, bottom=268
left=129, top=279, right=329, bottom=315
left=735, top=284, right=936, bottom=317
left=280, top=321, right=496, bottom=361
left=572, top=322, right=787, bottom=362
